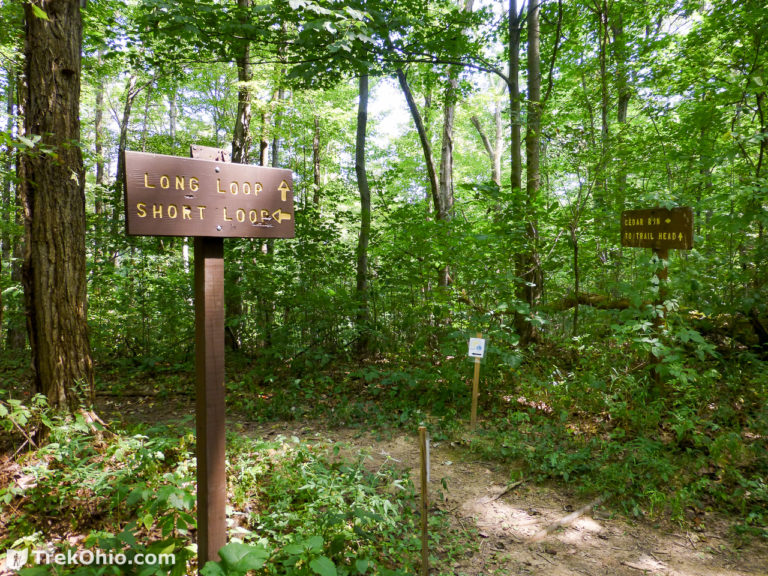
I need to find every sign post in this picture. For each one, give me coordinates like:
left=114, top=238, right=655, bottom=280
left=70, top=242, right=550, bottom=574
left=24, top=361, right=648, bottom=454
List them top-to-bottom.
left=124, top=146, right=294, bottom=569
left=620, top=207, right=693, bottom=391
left=468, top=333, right=485, bottom=429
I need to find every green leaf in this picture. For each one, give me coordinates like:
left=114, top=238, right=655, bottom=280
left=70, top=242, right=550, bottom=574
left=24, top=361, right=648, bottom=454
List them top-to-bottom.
left=31, top=4, right=50, bottom=20
left=141, top=512, right=154, bottom=531
left=218, top=542, right=269, bottom=572
left=310, top=556, right=337, bottom=576
left=355, top=558, right=369, bottom=574
left=200, top=561, right=226, bottom=576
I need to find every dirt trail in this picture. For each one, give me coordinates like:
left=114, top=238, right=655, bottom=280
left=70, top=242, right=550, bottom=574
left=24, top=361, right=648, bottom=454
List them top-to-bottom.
left=251, top=421, right=768, bottom=576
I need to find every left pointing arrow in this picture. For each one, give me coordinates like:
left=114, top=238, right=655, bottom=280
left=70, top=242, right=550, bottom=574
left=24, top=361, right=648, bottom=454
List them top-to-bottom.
left=272, top=209, right=292, bottom=223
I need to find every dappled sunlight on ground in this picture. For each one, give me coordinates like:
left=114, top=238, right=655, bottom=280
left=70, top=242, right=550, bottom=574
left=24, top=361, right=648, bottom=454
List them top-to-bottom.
left=247, top=421, right=768, bottom=576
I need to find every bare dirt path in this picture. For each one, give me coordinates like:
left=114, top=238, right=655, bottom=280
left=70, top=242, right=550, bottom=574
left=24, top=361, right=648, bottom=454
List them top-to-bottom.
left=248, top=420, right=768, bottom=576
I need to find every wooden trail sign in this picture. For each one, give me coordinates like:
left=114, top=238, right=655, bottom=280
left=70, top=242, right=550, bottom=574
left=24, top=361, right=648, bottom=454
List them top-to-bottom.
left=124, top=145, right=295, bottom=570
left=124, top=150, right=294, bottom=238
left=620, top=206, right=693, bottom=394
left=621, top=206, right=693, bottom=250
left=468, top=333, right=484, bottom=429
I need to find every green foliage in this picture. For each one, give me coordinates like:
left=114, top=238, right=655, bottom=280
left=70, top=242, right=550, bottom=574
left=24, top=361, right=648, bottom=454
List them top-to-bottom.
left=2, top=404, right=472, bottom=575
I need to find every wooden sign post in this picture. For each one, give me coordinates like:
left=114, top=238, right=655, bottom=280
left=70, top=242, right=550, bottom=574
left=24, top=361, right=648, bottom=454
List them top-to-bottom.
left=124, top=146, right=294, bottom=569
left=621, top=207, right=693, bottom=390
left=468, top=333, right=485, bottom=429
left=418, top=426, right=429, bottom=576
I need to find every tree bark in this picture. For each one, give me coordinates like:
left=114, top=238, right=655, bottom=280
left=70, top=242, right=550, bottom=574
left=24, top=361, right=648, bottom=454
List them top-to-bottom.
left=21, top=0, right=94, bottom=410
left=226, top=0, right=253, bottom=351
left=509, top=0, right=523, bottom=194
left=515, top=0, right=544, bottom=347
left=231, top=1, right=253, bottom=165
left=395, top=68, right=440, bottom=214
left=1, top=69, right=15, bottom=340
left=5, top=70, right=25, bottom=350
left=113, top=73, right=141, bottom=234
left=438, top=73, right=458, bottom=287
left=94, top=74, right=105, bottom=189
left=355, top=74, right=371, bottom=353
left=169, top=90, right=178, bottom=147
left=470, top=104, right=503, bottom=187
left=312, top=115, right=321, bottom=205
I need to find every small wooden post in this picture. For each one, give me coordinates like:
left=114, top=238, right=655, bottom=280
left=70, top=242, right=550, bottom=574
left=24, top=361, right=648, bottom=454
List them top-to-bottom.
left=470, top=332, right=482, bottom=430
left=419, top=426, right=429, bottom=576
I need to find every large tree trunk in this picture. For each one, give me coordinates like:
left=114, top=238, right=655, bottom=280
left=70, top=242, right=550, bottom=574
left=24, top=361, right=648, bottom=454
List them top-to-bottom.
left=21, top=0, right=94, bottom=410
left=226, top=0, right=253, bottom=351
left=509, top=0, right=522, bottom=194
left=515, top=0, right=543, bottom=347
left=231, top=4, right=253, bottom=166
left=355, top=74, right=371, bottom=353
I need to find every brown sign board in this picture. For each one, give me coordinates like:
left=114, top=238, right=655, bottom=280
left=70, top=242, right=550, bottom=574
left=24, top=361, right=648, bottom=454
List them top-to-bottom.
left=124, top=150, right=294, bottom=238
left=621, top=206, right=693, bottom=250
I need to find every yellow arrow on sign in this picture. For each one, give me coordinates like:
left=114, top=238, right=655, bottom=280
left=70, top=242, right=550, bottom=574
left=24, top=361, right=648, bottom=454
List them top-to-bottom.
left=278, top=180, right=291, bottom=202
left=272, top=208, right=292, bottom=223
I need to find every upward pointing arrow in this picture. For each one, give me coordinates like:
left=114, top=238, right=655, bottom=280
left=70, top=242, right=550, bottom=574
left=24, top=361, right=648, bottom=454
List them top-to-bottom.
left=278, top=180, right=291, bottom=202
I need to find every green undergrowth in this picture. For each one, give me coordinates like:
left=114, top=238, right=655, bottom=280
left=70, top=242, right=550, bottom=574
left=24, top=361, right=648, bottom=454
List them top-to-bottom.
left=216, top=326, right=768, bottom=539
left=0, top=402, right=474, bottom=575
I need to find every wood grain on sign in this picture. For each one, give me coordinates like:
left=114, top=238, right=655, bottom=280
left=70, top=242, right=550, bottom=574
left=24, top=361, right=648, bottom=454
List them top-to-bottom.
left=124, top=150, right=294, bottom=238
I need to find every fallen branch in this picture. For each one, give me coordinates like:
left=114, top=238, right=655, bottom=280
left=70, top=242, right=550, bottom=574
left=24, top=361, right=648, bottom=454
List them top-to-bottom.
left=547, top=292, right=634, bottom=312
left=480, top=479, right=526, bottom=504
left=527, top=494, right=609, bottom=543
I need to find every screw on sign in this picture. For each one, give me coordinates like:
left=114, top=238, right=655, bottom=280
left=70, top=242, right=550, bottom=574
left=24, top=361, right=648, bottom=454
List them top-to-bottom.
left=123, top=145, right=295, bottom=571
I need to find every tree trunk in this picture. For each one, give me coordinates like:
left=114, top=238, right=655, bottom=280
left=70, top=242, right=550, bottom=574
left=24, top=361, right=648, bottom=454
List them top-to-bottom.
left=21, top=0, right=94, bottom=410
left=226, top=0, right=253, bottom=351
left=509, top=0, right=522, bottom=194
left=515, top=0, right=543, bottom=347
left=231, top=4, right=253, bottom=166
left=395, top=68, right=440, bottom=213
left=1, top=69, right=15, bottom=341
left=6, top=71, right=25, bottom=349
left=94, top=73, right=105, bottom=189
left=438, top=73, right=458, bottom=287
left=113, top=74, right=141, bottom=235
left=355, top=74, right=371, bottom=353
left=140, top=82, right=152, bottom=152
left=271, top=87, right=285, bottom=168
left=169, top=90, right=178, bottom=148
left=470, top=103, right=503, bottom=187
left=259, top=109, right=269, bottom=167
left=312, top=115, right=321, bottom=205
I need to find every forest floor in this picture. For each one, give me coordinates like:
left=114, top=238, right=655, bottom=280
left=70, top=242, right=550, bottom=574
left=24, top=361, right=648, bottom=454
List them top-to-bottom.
left=98, top=393, right=768, bottom=576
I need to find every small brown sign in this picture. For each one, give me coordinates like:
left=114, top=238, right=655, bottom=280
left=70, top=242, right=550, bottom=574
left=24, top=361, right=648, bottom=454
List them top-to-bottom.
left=124, top=150, right=294, bottom=238
left=621, top=206, right=693, bottom=250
